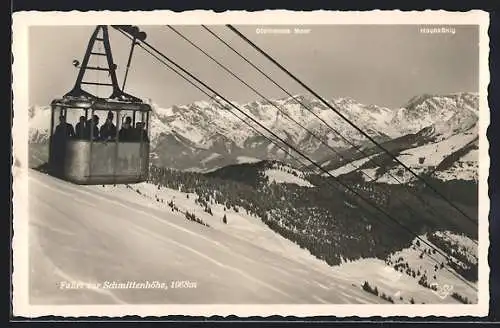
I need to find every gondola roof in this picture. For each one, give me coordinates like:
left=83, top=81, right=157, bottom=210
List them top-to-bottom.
left=51, top=96, right=152, bottom=112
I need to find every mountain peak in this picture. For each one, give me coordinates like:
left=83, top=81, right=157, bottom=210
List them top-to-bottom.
left=390, top=92, right=479, bottom=139
left=402, top=92, right=479, bottom=111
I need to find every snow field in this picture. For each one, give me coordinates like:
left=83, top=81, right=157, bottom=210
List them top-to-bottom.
left=27, top=170, right=383, bottom=305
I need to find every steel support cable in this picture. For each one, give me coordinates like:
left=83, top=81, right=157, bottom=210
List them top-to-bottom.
left=202, top=24, right=403, bottom=183
left=202, top=24, right=379, bottom=174
left=226, top=24, right=478, bottom=227
left=168, top=25, right=477, bottom=244
left=168, top=25, right=373, bottom=175
left=201, top=25, right=478, bottom=244
left=113, top=27, right=478, bottom=293
left=119, top=28, right=477, bottom=291
left=113, top=29, right=312, bottom=171
left=122, top=35, right=137, bottom=91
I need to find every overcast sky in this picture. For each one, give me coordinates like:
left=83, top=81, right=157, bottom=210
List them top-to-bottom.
left=28, top=24, right=479, bottom=109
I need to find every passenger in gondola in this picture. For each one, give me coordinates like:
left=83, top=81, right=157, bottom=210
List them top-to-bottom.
left=100, top=111, right=117, bottom=141
left=50, top=114, right=75, bottom=175
left=54, top=114, right=75, bottom=139
left=85, top=114, right=100, bottom=140
left=74, top=116, right=86, bottom=139
left=119, top=116, right=133, bottom=141
left=134, top=121, right=149, bottom=142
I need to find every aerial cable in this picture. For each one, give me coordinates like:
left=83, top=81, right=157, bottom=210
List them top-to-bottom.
left=226, top=24, right=478, bottom=226
left=166, top=25, right=362, bottom=168
left=167, top=25, right=477, bottom=241
left=168, top=25, right=397, bottom=185
left=200, top=25, right=478, bottom=239
left=202, top=25, right=387, bottom=180
left=113, top=27, right=477, bottom=292
left=116, top=27, right=476, bottom=285
left=114, top=28, right=311, bottom=170
left=122, top=34, right=138, bottom=91
left=96, top=41, right=101, bottom=98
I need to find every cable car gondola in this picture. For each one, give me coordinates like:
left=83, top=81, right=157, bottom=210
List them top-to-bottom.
left=48, top=25, right=152, bottom=185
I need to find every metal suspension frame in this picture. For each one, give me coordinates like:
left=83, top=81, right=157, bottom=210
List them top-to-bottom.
left=64, top=25, right=142, bottom=103
left=122, top=35, right=138, bottom=91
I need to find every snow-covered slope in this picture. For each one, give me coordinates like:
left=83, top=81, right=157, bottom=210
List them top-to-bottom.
left=325, top=117, right=478, bottom=184
left=376, top=128, right=478, bottom=184
left=434, top=140, right=479, bottom=182
left=327, top=155, right=378, bottom=177
left=236, top=156, right=262, bottom=164
left=205, top=160, right=316, bottom=189
left=264, top=162, right=314, bottom=187
left=23, top=169, right=478, bottom=308
left=27, top=169, right=385, bottom=305
left=264, top=169, right=313, bottom=187
left=332, top=231, right=478, bottom=305
left=385, top=232, right=478, bottom=303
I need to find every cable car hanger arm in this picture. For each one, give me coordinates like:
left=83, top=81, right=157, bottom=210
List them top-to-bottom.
left=64, top=25, right=143, bottom=103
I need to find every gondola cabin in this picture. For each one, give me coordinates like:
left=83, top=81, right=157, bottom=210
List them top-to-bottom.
left=48, top=25, right=152, bottom=185
left=49, top=98, right=151, bottom=184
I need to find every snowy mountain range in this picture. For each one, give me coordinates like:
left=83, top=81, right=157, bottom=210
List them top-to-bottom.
left=28, top=92, right=479, bottom=181
left=318, top=93, right=479, bottom=184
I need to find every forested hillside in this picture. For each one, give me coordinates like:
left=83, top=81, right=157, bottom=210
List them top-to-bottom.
left=147, top=162, right=477, bottom=266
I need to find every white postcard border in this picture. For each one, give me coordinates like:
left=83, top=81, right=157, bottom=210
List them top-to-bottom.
left=11, top=9, right=491, bottom=318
